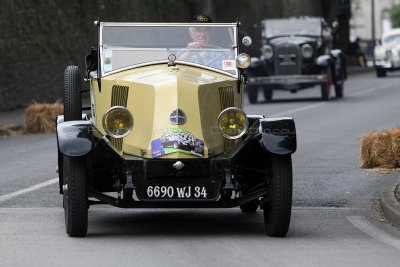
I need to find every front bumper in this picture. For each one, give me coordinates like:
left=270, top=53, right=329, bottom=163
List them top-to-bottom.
left=374, top=60, right=400, bottom=70
left=248, top=74, right=327, bottom=86
left=88, top=155, right=268, bottom=208
left=126, top=157, right=229, bottom=201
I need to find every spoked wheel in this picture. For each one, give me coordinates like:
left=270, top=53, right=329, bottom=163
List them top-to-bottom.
left=320, top=67, right=332, bottom=101
left=334, top=70, right=345, bottom=98
left=247, top=85, right=258, bottom=104
left=263, top=86, right=273, bottom=102
left=263, top=155, right=292, bottom=237
left=63, top=156, right=88, bottom=237
left=240, top=198, right=259, bottom=213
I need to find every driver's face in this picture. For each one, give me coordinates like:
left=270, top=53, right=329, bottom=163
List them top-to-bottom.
left=189, top=27, right=211, bottom=45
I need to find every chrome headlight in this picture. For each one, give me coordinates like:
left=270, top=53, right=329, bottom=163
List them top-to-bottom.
left=301, top=44, right=313, bottom=58
left=262, top=45, right=273, bottom=59
left=236, top=53, right=251, bottom=69
left=102, top=106, right=133, bottom=138
left=217, top=107, right=248, bottom=139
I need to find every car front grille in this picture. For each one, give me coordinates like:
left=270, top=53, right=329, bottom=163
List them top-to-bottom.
left=274, top=44, right=301, bottom=75
left=110, top=85, right=129, bottom=152
left=111, top=85, right=129, bottom=107
left=218, top=86, right=235, bottom=151
left=219, top=86, right=234, bottom=111
left=110, top=138, right=123, bottom=151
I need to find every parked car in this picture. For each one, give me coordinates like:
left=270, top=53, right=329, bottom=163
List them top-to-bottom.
left=246, top=17, right=346, bottom=103
left=56, top=20, right=297, bottom=237
left=374, top=28, right=400, bottom=77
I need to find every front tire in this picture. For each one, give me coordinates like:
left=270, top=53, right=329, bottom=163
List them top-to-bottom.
left=64, top=65, right=82, bottom=121
left=60, top=66, right=83, bottom=204
left=321, top=67, right=332, bottom=101
left=376, top=69, right=387, bottom=77
left=334, top=70, right=345, bottom=98
left=247, top=85, right=258, bottom=104
left=263, top=87, right=273, bottom=102
left=263, top=155, right=292, bottom=237
left=63, top=156, right=88, bottom=237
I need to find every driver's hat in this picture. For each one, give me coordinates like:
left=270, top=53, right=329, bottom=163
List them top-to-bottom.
left=192, top=14, right=212, bottom=23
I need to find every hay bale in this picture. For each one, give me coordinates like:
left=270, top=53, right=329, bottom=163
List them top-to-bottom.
left=23, top=102, right=63, bottom=134
left=0, top=124, right=22, bottom=137
left=360, top=127, right=400, bottom=169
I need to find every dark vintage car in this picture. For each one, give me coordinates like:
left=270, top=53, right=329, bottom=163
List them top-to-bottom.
left=246, top=17, right=347, bottom=103
left=56, top=20, right=297, bottom=237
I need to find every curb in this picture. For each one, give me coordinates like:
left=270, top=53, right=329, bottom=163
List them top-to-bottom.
left=380, top=176, right=400, bottom=228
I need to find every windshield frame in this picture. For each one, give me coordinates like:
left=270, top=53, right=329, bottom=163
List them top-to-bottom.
left=262, top=18, right=322, bottom=39
left=98, top=22, right=239, bottom=78
left=383, top=33, right=400, bottom=47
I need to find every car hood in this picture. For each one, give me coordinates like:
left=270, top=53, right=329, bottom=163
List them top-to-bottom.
left=269, top=36, right=315, bottom=46
left=381, top=43, right=400, bottom=50
left=91, top=64, right=241, bottom=159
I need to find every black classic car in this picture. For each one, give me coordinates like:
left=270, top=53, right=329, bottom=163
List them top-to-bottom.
left=246, top=17, right=346, bottom=103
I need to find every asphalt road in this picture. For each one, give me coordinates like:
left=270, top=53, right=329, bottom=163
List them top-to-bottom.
left=1, top=71, right=400, bottom=266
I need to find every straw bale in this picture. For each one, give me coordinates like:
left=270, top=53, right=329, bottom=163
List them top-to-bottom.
left=23, top=102, right=63, bottom=134
left=0, top=125, right=19, bottom=136
left=360, top=126, right=400, bottom=169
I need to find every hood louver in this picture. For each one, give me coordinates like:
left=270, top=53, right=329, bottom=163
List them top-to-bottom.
left=110, top=85, right=129, bottom=151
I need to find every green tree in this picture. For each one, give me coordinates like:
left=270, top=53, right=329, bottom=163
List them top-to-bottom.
left=0, top=0, right=338, bottom=111
left=390, top=4, right=400, bottom=28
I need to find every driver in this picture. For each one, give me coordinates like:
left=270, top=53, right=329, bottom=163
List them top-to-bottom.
left=178, top=14, right=232, bottom=68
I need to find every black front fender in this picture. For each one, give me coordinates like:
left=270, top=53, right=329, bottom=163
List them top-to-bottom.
left=316, top=55, right=331, bottom=67
left=259, top=117, right=297, bottom=155
left=57, top=120, right=93, bottom=157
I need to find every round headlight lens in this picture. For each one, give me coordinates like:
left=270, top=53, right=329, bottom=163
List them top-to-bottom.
left=301, top=44, right=313, bottom=58
left=262, top=45, right=273, bottom=59
left=236, top=53, right=251, bottom=69
left=102, top=106, right=133, bottom=138
left=217, top=107, right=249, bottom=139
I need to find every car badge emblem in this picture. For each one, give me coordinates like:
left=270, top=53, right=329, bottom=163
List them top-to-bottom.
left=197, top=15, right=209, bottom=22
left=168, top=54, right=176, bottom=67
left=169, top=109, right=186, bottom=125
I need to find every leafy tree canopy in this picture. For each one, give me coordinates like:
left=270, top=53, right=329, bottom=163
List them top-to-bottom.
left=390, top=4, right=400, bottom=28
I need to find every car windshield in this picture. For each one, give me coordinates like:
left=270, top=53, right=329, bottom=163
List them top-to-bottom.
left=262, top=18, right=321, bottom=38
left=100, top=23, right=238, bottom=76
left=383, top=33, right=400, bottom=47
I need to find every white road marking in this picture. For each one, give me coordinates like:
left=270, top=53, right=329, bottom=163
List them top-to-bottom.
left=269, top=83, right=395, bottom=117
left=349, top=84, right=394, bottom=97
left=270, top=102, right=325, bottom=117
left=0, top=178, right=58, bottom=204
left=347, top=215, right=400, bottom=250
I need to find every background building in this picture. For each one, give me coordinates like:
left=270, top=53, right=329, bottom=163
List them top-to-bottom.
left=351, top=0, right=400, bottom=57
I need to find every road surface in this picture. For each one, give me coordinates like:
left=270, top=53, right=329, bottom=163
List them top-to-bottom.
left=1, top=71, right=400, bottom=266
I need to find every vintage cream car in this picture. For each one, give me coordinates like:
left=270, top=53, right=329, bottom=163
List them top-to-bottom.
left=57, top=20, right=297, bottom=237
left=374, top=28, right=400, bottom=77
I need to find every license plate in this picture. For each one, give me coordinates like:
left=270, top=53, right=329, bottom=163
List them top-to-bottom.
left=145, top=185, right=208, bottom=199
